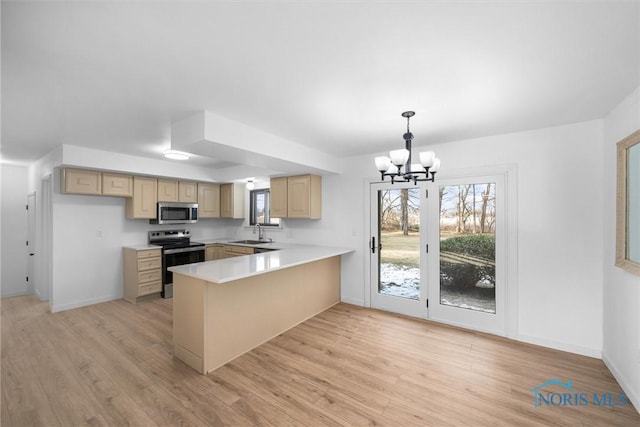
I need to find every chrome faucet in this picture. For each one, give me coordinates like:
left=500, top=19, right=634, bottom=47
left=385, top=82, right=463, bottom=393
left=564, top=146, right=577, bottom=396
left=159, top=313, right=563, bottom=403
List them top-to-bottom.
left=253, top=223, right=265, bottom=241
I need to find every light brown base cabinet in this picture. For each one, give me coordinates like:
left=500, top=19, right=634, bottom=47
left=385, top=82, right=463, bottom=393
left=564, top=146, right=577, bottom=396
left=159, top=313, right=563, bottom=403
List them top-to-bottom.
left=205, top=244, right=226, bottom=261
left=205, top=244, right=256, bottom=261
left=224, top=245, right=254, bottom=258
left=123, top=248, right=162, bottom=303
left=173, top=256, right=341, bottom=374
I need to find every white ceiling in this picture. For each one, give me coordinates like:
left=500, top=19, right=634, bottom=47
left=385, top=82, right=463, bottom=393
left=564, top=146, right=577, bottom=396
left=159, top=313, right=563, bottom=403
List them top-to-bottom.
left=2, top=1, right=639, bottom=168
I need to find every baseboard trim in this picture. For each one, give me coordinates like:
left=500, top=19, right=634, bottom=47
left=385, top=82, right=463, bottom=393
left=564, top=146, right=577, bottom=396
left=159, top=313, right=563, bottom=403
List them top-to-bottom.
left=34, top=288, right=49, bottom=301
left=0, top=290, right=33, bottom=298
left=51, top=294, right=120, bottom=313
left=340, top=296, right=364, bottom=306
left=516, top=333, right=602, bottom=359
left=603, top=353, right=640, bottom=414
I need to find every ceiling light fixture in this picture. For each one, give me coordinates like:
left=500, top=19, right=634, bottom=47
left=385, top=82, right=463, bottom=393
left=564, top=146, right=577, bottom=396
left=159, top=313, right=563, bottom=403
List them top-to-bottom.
left=375, top=111, right=440, bottom=184
left=163, top=150, right=190, bottom=160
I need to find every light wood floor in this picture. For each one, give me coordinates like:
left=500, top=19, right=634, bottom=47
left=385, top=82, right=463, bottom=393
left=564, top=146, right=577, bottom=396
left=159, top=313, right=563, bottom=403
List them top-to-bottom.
left=2, top=295, right=639, bottom=426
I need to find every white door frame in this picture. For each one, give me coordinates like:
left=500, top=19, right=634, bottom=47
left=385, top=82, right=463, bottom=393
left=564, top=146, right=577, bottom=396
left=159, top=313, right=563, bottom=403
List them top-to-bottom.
left=363, top=164, right=518, bottom=339
left=427, top=173, right=506, bottom=335
left=37, top=174, right=53, bottom=304
left=369, top=181, right=429, bottom=319
left=26, top=192, right=36, bottom=295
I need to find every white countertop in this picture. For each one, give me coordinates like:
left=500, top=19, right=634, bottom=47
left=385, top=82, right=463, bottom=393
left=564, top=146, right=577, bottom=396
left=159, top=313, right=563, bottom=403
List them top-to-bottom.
left=168, top=243, right=353, bottom=284
left=123, top=244, right=162, bottom=251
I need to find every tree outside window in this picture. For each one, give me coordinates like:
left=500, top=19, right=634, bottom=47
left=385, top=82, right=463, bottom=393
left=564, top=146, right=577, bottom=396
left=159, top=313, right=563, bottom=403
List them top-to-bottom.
left=249, top=189, right=280, bottom=226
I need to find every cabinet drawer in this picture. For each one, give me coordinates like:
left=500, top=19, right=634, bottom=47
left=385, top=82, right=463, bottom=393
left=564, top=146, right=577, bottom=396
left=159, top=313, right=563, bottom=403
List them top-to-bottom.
left=138, top=249, right=161, bottom=259
left=138, top=257, right=161, bottom=271
left=138, top=269, right=162, bottom=284
left=138, top=281, right=162, bottom=296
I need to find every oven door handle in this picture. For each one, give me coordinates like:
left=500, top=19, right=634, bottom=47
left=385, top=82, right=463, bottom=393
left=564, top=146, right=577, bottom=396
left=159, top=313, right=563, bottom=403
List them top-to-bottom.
left=163, top=247, right=205, bottom=255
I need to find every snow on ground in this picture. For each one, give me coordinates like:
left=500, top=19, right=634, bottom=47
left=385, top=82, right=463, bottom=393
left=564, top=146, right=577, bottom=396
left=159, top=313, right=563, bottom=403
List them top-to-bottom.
left=379, top=263, right=495, bottom=313
left=379, top=263, right=420, bottom=300
left=440, top=297, right=495, bottom=314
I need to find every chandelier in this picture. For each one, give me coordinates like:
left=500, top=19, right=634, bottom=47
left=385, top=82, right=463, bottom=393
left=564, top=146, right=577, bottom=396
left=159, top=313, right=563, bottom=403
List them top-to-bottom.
left=374, top=111, right=440, bottom=184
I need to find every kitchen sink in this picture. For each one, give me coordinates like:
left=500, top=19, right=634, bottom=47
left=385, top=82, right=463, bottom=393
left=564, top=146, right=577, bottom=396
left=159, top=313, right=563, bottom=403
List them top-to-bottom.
left=229, top=240, right=271, bottom=245
left=254, top=247, right=278, bottom=253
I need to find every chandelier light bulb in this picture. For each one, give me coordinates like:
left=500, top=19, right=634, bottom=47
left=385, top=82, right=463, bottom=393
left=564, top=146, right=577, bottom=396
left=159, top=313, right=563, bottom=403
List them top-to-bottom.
left=372, top=111, right=439, bottom=184
left=390, top=149, right=410, bottom=166
left=419, top=151, right=435, bottom=168
left=375, top=156, right=391, bottom=172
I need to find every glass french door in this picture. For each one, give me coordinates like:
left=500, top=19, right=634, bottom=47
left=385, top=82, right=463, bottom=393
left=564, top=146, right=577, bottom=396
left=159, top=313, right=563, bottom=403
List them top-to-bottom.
left=427, top=174, right=506, bottom=335
left=370, top=182, right=428, bottom=318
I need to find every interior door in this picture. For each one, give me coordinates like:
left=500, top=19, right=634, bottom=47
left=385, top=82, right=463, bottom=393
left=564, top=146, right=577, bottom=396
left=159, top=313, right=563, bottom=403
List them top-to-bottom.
left=427, top=174, right=506, bottom=335
left=370, top=182, right=428, bottom=318
left=26, top=193, right=36, bottom=294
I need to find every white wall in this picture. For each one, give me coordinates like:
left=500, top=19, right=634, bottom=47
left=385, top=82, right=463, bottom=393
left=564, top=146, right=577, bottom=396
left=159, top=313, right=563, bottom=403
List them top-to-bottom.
left=602, top=85, right=640, bottom=412
left=19, top=118, right=608, bottom=360
left=230, top=119, right=606, bottom=357
left=433, top=121, right=604, bottom=356
left=25, top=146, right=231, bottom=312
left=1, top=165, right=30, bottom=297
left=49, top=168, right=228, bottom=312
left=49, top=170, right=228, bottom=311
left=226, top=173, right=365, bottom=306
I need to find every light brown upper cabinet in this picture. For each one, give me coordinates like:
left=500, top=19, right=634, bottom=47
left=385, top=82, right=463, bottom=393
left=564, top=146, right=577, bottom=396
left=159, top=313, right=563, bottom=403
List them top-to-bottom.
left=62, top=167, right=134, bottom=197
left=62, top=168, right=102, bottom=195
left=102, top=172, right=133, bottom=197
left=270, top=174, right=322, bottom=219
left=288, top=175, right=322, bottom=219
left=126, top=176, right=158, bottom=219
left=269, top=177, right=288, bottom=218
left=157, top=179, right=179, bottom=202
left=158, top=179, right=198, bottom=203
left=179, top=181, right=198, bottom=203
left=198, top=183, right=220, bottom=218
left=220, top=183, right=245, bottom=219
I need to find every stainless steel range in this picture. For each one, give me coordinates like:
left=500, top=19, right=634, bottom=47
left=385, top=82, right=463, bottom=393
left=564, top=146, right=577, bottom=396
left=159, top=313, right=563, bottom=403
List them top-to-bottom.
left=149, top=229, right=205, bottom=298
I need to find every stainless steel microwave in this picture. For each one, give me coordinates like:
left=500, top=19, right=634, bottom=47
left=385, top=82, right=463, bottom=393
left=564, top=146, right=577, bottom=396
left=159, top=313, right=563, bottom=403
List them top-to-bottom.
left=150, top=202, right=199, bottom=225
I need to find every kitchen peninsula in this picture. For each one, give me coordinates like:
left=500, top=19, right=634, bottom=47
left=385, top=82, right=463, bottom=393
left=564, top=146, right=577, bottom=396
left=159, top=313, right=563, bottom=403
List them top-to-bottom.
left=168, top=242, right=353, bottom=374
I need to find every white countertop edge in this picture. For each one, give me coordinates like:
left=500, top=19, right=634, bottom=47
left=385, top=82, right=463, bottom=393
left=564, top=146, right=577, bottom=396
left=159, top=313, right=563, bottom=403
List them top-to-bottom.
left=123, top=244, right=163, bottom=251
left=169, top=246, right=354, bottom=284
left=213, top=248, right=353, bottom=284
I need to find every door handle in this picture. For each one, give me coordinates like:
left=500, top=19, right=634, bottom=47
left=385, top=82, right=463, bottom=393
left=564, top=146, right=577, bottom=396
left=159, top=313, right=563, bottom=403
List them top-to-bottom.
left=370, top=237, right=382, bottom=254
left=29, top=253, right=35, bottom=256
